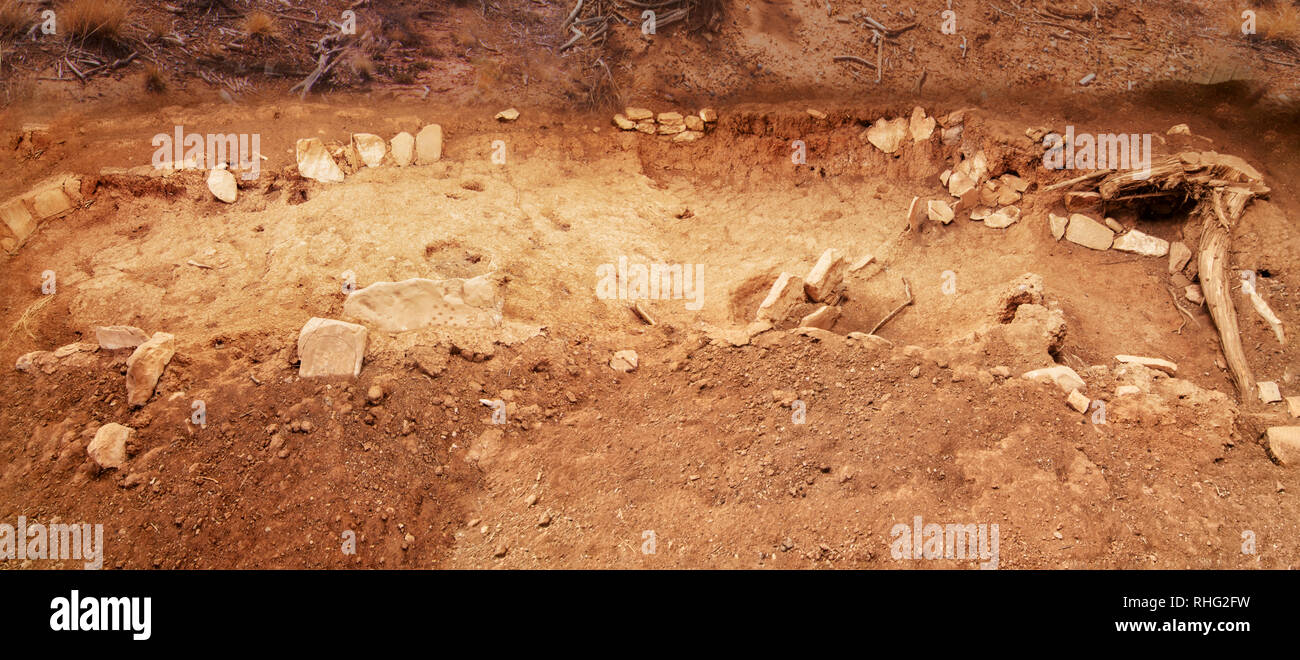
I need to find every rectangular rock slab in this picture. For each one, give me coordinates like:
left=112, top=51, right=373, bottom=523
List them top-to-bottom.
left=416, top=124, right=443, bottom=163
left=1, top=198, right=36, bottom=242
left=1064, top=214, right=1114, bottom=250
left=1112, top=229, right=1170, bottom=257
left=804, top=249, right=847, bottom=302
left=756, top=272, right=805, bottom=323
left=298, top=318, right=368, bottom=378
left=95, top=325, right=150, bottom=350
left=1115, top=354, right=1177, bottom=376
left=1258, top=381, right=1283, bottom=404
left=1287, top=396, right=1300, bottom=418
left=1266, top=427, right=1300, bottom=466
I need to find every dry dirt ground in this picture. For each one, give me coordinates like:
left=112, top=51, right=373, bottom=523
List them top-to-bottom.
left=0, top=0, right=1298, bottom=569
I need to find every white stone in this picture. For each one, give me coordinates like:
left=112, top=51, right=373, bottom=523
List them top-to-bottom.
left=908, top=106, right=935, bottom=141
left=495, top=108, right=520, bottom=122
left=866, top=117, right=908, bottom=153
left=416, top=124, right=443, bottom=164
left=390, top=132, right=415, bottom=166
left=352, top=133, right=387, bottom=167
left=295, top=138, right=344, bottom=183
left=206, top=167, right=238, bottom=203
left=927, top=200, right=955, bottom=224
left=984, top=209, right=1018, bottom=229
left=1049, top=213, right=1068, bottom=240
left=1064, top=214, right=1114, bottom=250
left=1112, top=229, right=1170, bottom=257
left=1169, top=241, right=1191, bottom=273
left=804, top=249, right=847, bottom=302
left=756, top=272, right=804, bottom=323
left=343, top=276, right=501, bottom=333
left=1185, top=285, right=1204, bottom=305
left=800, top=305, right=840, bottom=330
left=298, top=318, right=368, bottom=378
left=94, top=325, right=149, bottom=350
left=126, top=332, right=175, bottom=407
left=610, top=350, right=638, bottom=372
left=1115, top=354, right=1177, bottom=376
left=1022, top=365, right=1086, bottom=393
left=1259, top=381, right=1283, bottom=404
left=1115, top=385, right=1142, bottom=397
left=1067, top=389, right=1090, bottom=413
left=88, top=423, right=133, bottom=470
left=1266, top=427, right=1300, bottom=466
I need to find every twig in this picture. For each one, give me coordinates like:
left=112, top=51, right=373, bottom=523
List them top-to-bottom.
left=832, top=55, right=877, bottom=69
left=867, top=277, right=913, bottom=336
left=1168, top=286, right=1199, bottom=332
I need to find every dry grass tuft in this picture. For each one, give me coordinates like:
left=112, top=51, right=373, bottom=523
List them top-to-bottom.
left=0, top=0, right=32, bottom=38
left=60, top=0, right=129, bottom=46
left=242, top=10, right=278, bottom=40
left=144, top=64, right=165, bottom=92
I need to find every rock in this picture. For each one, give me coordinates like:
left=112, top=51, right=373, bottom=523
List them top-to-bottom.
left=908, top=106, right=935, bottom=141
left=625, top=107, right=654, bottom=121
left=495, top=108, right=520, bottom=122
left=699, top=108, right=718, bottom=123
left=806, top=108, right=827, bottom=120
left=657, top=111, right=685, bottom=126
left=613, top=114, right=636, bottom=130
left=685, top=115, right=705, bottom=131
left=866, top=117, right=908, bottom=153
left=635, top=121, right=656, bottom=135
left=657, top=123, right=686, bottom=136
left=416, top=124, right=443, bottom=163
left=1167, top=124, right=1192, bottom=136
left=941, top=125, right=963, bottom=145
left=673, top=130, right=704, bottom=143
left=390, top=132, right=415, bottom=166
left=352, top=133, right=387, bottom=167
left=295, top=138, right=345, bottom=183
left=206, top=167, right=237, bottom=203
left=947, top=171, right=976, bottom=198
left=1001, top=174, right=1029, bottom=193
left=996, top=186, right=1022, bottom=207
left=32, top=187, right=72, bottom=217
left=1064, top=191, right=1101, bottom=211
left=906, top=196, right=926, bottom=231
left=1, top=199, right=35, bottom=243
left=927, top=200, right=955, bottom=224
left=984, top=208, right=1019, bottom=229
left=1049, top=213, right=1068, bottom=240
left=1064, top=214, right=1114, bottom=250
left=1103, top=217, right=1125, bottom=233
left=1112, top=229, right=1170, bottom=257
left=1169, top=241, right=1192, bottom=273
left=804, top=249, right=847, bottom=302
left=849, top=254, right=875, bottom=272
left=756, top=272, right=805, bottom=323
left=996, top=273, right=1045, bottom=322
left=343, top=275, right=501, bottom=332
left=1185, top=285, right=1204, bottom=305
left=799, top=305, right=840, bottom=330
left=298, top=318, right=368, bottom=378
left=94, top=325, right=149, bottom=350
left=125, top=332, right=175, bottom=408
left=847, top=333, right=893, bottom=351
left=53, top=342, right=94, bottom=358
left=15, top=350, right=56, bottom=374
left=610, top=350, right=638, bottom=372
left=1115, top=354, right=1177, bottom=376
left=1022, top=365, right=1086, bottom=393
left=1258, top=381, right=1283, bottom=404
left=366, top=385, right=385, bottom=403
left=1115, top=385, right=1142, bottom=397
left=1067, top=389, right=1090, bottom=413
left=1287, top=396, right=1300, bottom=418
left=88, top=423, right=132, bottom=470
left=1265, top=427, right=1300, bottom=466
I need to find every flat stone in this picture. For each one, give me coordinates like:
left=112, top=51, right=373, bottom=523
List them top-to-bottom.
left=908, top=106, right=935, bottom=141
left=625, top=107, right=654, bottom=121
left=495, top=108, right=520, bottom=122
left=699, top=108, right=718, bottom=123
left=806, top=108, right=827, bottom=120
left=657, top=112, right=685, bottom=126
left=613, top=114, right=636, bottom=130
left=685, top=115, right=705, bottom=131
left=866, top=117, right=908, bottom=153
left=635, top=121, right=656, bottom=135
left=657, top=123, right=685, bottom=135
left=416, top=124, right=443, bottom=164
left=941, top=125, right=963, bottom=145
left=673, top=130, right=704, bottom=143
left=390, top=132, right=415, bottom=166
left=352, top=133, right=387, bottom=167
left=295, top=138, right=345, bottom=183
left=206, top=167, right=238, bottom=203
left=947, top=171, right=976, bottom=197
left=1001, top=174, right=1029, bottom=193
left=31, top=188, right=72, bottom=218
left=0, top=199, right=35, bottom=242
left=927, top=200, right=954, bottom=224
left=984, top=208, right=1019, bottom=229
left=1049, top=213, right=1068, bottom=240
left=1064, top=214, right=1114, bottom=250
left=1104, top=217, right=1125, bottom=233
left=1112, top=229, right=1170, bottom=257
left=1169, top=241, right=1192, bottom=273
left=804, top=249, right=847, bottom=302
left=756, top=272, right=805, bottom=323
left=343, top=275, right=500, bottom=333
left=1185, top=285, right=1204, bottom=305
left=799, top=305, right=840, bottom=330
left=298, top=318, right=368, bottom=378
left=94, top=325, right=149, bottom=350
left=126, top=332, right=175, bottom=407
left=53, top=342, right=94, bottom=358
left=15, top=350, right=57, bottom=373
left=610, top=350, right=638, bottom=372
left=1115, top=354, right=1177, bottom=376
left=1022, top=365, right=1086, bottom=393
left=1259, top=381, right=1283, bottom=403
left=1115, top=385, right=1142, bottom=397
left=1067, top=389, right=1090, bottom=413
left=1287, top=396, right=1300, bottom=418
left=88, top=423, right=133, bottom=470
left=1266, top=427, right=1300, bottom=466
